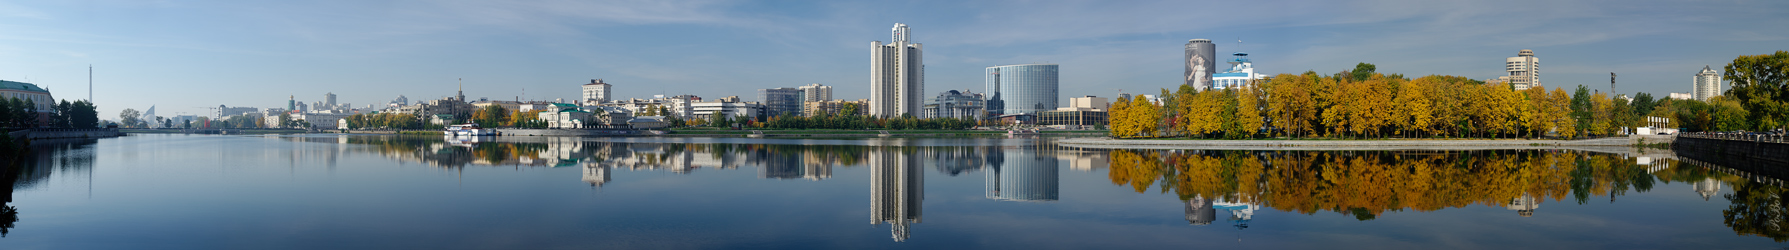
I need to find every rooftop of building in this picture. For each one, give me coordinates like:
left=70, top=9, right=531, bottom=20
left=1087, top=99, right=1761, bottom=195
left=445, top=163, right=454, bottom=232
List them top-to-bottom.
left=585, top=79, right=610, bottom=85
left=0, top=80, right=50, bottom=93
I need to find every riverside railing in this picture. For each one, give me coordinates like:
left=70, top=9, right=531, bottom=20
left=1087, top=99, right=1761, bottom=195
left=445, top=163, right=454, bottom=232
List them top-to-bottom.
left=1680, top=132, right=1787, bottom=144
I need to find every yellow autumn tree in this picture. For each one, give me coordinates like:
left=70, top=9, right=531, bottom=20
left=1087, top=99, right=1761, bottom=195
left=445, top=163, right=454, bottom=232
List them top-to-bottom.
left=1392, top=77, right=1433, bottom=137
left=1235, top=85, right=1265, bottom=138
left=1551, top=88, right=1579, bottom=138
left=1109, top=97, right=1131, bottom=138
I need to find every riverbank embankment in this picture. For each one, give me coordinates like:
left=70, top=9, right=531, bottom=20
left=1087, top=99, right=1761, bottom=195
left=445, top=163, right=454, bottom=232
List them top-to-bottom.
left=8, top=128, right=123, bottom=140
left=1058, top=134, right=1676, bottom=152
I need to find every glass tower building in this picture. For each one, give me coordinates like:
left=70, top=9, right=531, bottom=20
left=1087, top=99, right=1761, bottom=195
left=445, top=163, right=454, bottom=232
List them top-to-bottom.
left=984, top=64, right=1059, bottom=116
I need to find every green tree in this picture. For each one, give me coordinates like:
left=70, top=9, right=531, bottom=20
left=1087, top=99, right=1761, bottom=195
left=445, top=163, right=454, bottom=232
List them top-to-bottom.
left=1724, top=51, right=1789, bottom=131
left=1351, top=62, right=1377, bottom=82
left=1570, top=85, right=1592, bottom=134
left=119, top=108, right=143, bottom=128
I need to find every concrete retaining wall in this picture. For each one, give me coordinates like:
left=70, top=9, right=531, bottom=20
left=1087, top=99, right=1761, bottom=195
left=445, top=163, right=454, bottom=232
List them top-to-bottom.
left=1674, top=137, right=1789, bottom=167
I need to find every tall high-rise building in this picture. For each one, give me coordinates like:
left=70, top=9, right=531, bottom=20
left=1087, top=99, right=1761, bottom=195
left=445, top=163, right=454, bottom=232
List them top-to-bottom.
left=871, top=23, right=925, bottom=117
left=1185, top=39, right=1216, bottom=91
left=1505, top=49, right=1541, bottom=91
left=985, top=64, right=1059, bottom=116
left=1694, top=66, right=1723, bottom=101
left=583, top=79, right=612, bottom=105
left=798, top=83, right=832, bottom=103
left=759, top=87, right=802, bottom=117
left=324, top=92, right=337, bottom=109
left=870, top=147, right=924, bottom=242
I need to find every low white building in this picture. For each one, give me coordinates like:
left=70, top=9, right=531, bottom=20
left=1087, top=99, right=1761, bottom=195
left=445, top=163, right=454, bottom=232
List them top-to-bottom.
left=689, top=96, right=764, bottom=121
left=539, top=103, right=593, bottom=129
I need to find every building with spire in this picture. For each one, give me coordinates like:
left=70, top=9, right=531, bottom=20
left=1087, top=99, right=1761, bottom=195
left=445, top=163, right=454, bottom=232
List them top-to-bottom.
left=871, top=23, right=925, bottom=117
left=1694, top=66, right=1723, bottom=101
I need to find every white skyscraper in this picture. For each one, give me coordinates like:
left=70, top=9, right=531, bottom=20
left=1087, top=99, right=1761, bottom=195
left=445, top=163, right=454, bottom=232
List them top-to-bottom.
left=871, top=23, right=924, bottom=117
left=1505, top=49, right=1541, bottom=91
left=1694, top=66, right=1722, bottom=101
left=583, top=79, right=612, bottom=105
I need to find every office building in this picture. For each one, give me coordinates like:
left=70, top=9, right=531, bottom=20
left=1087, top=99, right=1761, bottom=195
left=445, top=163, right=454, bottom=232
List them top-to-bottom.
left=871, top=23, right=925, bottom=117
left=1185, top=39, right=1216, bottom=91
left=1505, top=49, right=1541, bottom=91
left=1212, top=52, right=1264, bottom=89
left=985, top=64, right=1059, bottom=116
left=1694, top=66, right=1723, bottom=101
left=583, top=79, right=612, bottom=105
left=798, top=83, right=832, bottom=103
left=759, top=87, right=802, bottom=117
left=921, top=90, right=986, bottom=120
left=1669, top=92, right=1693, bottom=100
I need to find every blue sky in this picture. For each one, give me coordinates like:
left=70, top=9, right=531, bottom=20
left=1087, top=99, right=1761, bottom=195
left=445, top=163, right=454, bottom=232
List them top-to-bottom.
left=0, top=0, right=1784, bottom=118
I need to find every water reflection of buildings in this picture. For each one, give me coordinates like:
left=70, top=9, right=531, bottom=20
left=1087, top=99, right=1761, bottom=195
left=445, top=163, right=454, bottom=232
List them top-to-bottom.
left=870, top=147, right=923, bottom=242
left=985, top=147, right=1059, bottom=202
left=1694, top=178, right=1722, bottom=201
left=1508, top=193, right=1539, bottom=217
left=1185, top=196, right=1215, bottom=225
left=1186, top=196, right=1258, bottom=228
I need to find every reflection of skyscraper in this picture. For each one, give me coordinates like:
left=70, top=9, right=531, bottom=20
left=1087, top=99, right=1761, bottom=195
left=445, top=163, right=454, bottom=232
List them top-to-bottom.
left=870, top=147, right=923, bottom=242
left=984, top=149, right=1059, bottom=201
left=760, top=153, right=805, bottom=179
left=583, top=164, right=610, bottom=187
left=1695, top=178, right=1722, bottom=201
left=1507, top=193, right=1539, bottom=217
left=1185, top=195, right=1216, bottom=225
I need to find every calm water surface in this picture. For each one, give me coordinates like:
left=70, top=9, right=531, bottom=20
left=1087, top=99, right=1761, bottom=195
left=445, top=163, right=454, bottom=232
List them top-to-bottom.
left=0, top=134, right=1783, bottom=249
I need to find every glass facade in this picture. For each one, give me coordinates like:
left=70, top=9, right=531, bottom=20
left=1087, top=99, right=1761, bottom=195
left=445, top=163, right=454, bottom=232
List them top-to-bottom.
left=984, top=64, right=1059, bottom=116
left=758, top=87, right=802, bottom=117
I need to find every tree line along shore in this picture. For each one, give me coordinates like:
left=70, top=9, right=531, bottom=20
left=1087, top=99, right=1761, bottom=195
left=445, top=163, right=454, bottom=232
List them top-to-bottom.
left=1108, top=51, right=1789, bottom=141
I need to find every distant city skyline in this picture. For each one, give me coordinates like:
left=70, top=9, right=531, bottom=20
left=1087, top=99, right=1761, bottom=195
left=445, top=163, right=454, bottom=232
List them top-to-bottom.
left=0, top=1, right=1783, bottom=117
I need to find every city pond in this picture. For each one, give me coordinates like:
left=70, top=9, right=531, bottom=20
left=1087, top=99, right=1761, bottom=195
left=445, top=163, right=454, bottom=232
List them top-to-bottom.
left=0, top=134, right=1785, bottom=249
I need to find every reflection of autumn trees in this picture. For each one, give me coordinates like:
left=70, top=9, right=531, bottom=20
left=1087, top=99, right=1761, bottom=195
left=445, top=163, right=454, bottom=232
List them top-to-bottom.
left=1108, top=149, right=1661, bottom=219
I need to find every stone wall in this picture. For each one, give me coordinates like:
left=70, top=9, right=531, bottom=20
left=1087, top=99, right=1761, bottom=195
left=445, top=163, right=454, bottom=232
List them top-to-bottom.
left=1674, top=137, right=1789, bottom=170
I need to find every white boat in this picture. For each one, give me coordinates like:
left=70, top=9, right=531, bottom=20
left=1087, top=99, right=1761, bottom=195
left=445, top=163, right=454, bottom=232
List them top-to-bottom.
left=444, top=124, right=497, bottom=136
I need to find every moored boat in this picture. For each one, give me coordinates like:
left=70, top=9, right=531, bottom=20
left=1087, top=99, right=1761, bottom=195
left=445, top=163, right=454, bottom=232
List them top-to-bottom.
left=445, top=124, right=497, bottom=136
